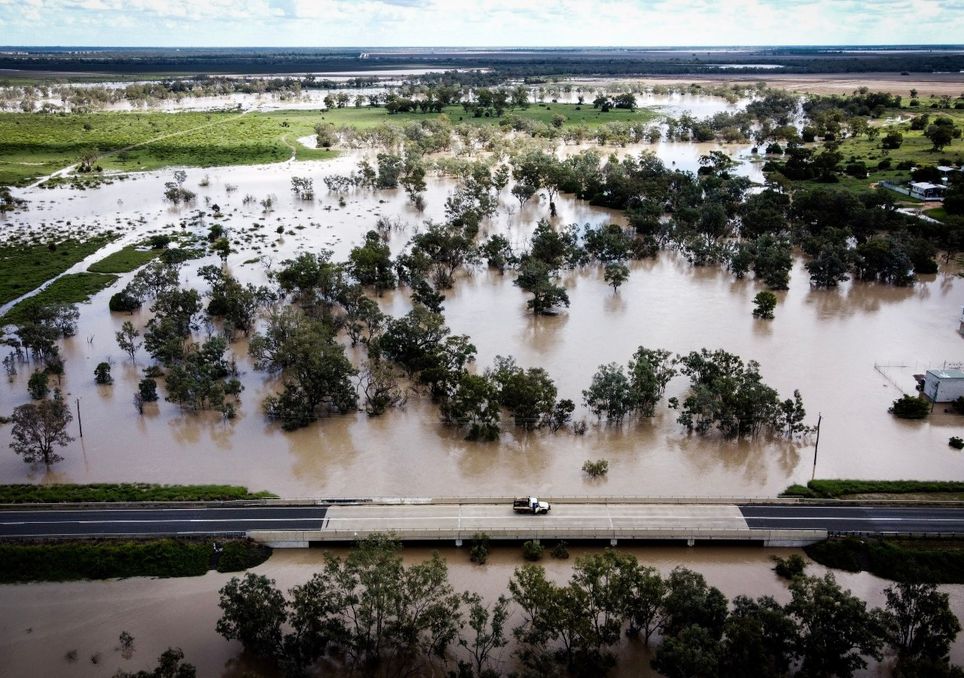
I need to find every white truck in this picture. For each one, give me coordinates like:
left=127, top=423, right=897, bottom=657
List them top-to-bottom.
left=513, top=496, right=551, bottom=514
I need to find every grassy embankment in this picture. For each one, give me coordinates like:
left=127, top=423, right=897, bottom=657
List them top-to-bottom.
left=0, top=109, right=338, bottom=186
left=0, top=234, right=117, bottom=306
left=1, top=241, right=184, bottom=324
left=86, top=244, right=164, bottom=273
left=1, top=272, right=118, bottom=324
left=783, top=479, right=964, bottom=500
left=786, top=479, right=964, bottom=582
left=0, top=483, right=276, bottom=503
left=806, top=537, right=964, bottom=584
left=0, top=538, right=272, bottom=583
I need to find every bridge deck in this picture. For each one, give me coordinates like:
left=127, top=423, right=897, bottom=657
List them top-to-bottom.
left=5, top=502, right=964, bottom=548
left=248, top=503, right=823, bottom=547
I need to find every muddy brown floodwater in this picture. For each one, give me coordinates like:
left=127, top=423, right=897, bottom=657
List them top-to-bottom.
left=0, top=133, right=962, bottom=499
left=0, top=545, right=961, bottom=677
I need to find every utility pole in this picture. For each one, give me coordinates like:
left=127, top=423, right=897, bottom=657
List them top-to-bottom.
left=76, top=398, right=83, bottom=438
left=811, top=412, right=822, bottom=481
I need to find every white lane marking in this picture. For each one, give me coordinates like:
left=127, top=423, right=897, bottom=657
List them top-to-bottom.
left=0, top=506, right=327, bottom=515
left=749, top=516, right=964, bottom=523
left=0, top=517, right=326, bottom=526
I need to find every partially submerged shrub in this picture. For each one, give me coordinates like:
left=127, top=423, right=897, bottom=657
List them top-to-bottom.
left=890, top=395, right=931, bottom=419
left=582, top=458, right=609, bottom=478
left=522, top=540, right=544, bottom=562
left=772, top=553, right=807, bottom=579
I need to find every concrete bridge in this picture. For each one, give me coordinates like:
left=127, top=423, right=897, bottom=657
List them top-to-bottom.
left=5, top=498, right=964, bottom=548
left=248, top=502, right=826, bottom=548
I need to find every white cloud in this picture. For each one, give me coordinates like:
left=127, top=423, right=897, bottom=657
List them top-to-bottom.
left=0, top=0, right=963, bottom=45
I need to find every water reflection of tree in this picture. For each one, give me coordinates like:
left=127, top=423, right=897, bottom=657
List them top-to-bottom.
left=804, top=280, right=916, bottom=317
left=516, top=311, right=568, bottom=355
left=168, top=410, right=237, bottom=452
left=666, top=433, right=802, bottom=489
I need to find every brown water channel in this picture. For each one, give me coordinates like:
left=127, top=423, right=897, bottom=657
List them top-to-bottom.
left=0, top=140, right=962, bottom=498
left=0, top=545, right=959, bottom=677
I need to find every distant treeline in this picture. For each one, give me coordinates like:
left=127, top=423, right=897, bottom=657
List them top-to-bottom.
left=3, top=47, right=964, bottom=77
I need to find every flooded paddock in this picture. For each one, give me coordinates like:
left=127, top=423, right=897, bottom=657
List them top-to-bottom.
left=0, top=140, right=961, bottom=499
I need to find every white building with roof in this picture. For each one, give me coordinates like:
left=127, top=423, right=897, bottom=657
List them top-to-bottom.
left=910, top=182, right=946, bottom=200
left=923, top=368, right=964, bottom=403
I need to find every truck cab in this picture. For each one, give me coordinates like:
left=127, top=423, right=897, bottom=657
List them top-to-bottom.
left=513, top=496, right=551, bottom=514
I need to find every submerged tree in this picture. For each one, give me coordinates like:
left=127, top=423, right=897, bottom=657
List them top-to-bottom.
left=514, top=259, right=569, bottom=315
left=603, top=261, right=629, bottom=292
left=753, top=290, right=777, bottom=320
left=249, top=307, right=358, bottom=430
left=115, top=321, right=142, bottom=362
left=672, top=349, right=800, bottom=438
left=488, top=355, right=559, bottom=430
left=583, top=363, right=634, bottom=423
left=10, top=391, right=74, bottom=467
left=787, top=573, right=884, bottom=678
left=883, top=582, right=961, bottom=668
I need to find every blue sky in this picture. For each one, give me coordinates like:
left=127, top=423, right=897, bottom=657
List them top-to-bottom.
left=1, top=0, right=963, bottom=47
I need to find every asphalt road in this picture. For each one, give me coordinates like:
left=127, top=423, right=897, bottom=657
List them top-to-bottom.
left=2, top=503, right=964, bottom=539
left=739, top=505, right=964, bottom=534
left=0, top=506, right=329, bottom=538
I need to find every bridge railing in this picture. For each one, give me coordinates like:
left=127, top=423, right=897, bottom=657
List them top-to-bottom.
left=247, top=526, right=828, bottom=543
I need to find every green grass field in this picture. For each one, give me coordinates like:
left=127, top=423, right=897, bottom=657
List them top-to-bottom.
left=0, top=104, right=654, bottom=185
left=775, top=107, right=964, bottom=194
left=0, top=109, right=337, bottom=185
left=842, top=110, right=964, bottom=165
left=0, top=234, right=117, bottom=306
left=87, top=244, right=164, bottom=273
left=2, top=272, right=118, bottom=323
left=783, top=479, right=964, bottom=499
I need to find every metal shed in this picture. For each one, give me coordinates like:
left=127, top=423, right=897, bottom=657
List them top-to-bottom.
left=923, top=369, right=964, bottom=403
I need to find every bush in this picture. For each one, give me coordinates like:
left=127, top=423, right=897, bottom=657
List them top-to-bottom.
left=881, top=131, right=903, bottom=149
left=876, top=157, right=892, bottom=170
left=149, top=234, right=172, bottom=249
left=108, top=290, right=141, bottom=313
left=752, top=290, right=777, bottom=319
left=94, top=362, right=113, bottom=385
left=27, top=371, right=49, bottom=400
left=138, top=378, right=159, bottom=402
left=890, top=394, right=931, bottom=419
left=952, top=397, right=964, bottom=415
left=950, top=437, right=964, bottom=450
left=582, top=458, right=609, bottom=478
left=781, top=483, right=815, bottom=498
left=469, top=532, right=490, bottom=564
left=522, top=540, right=544, bottom=562
left=551, top=542, right=570, bottom=559
left=772, top=553, right=807, bottom=579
